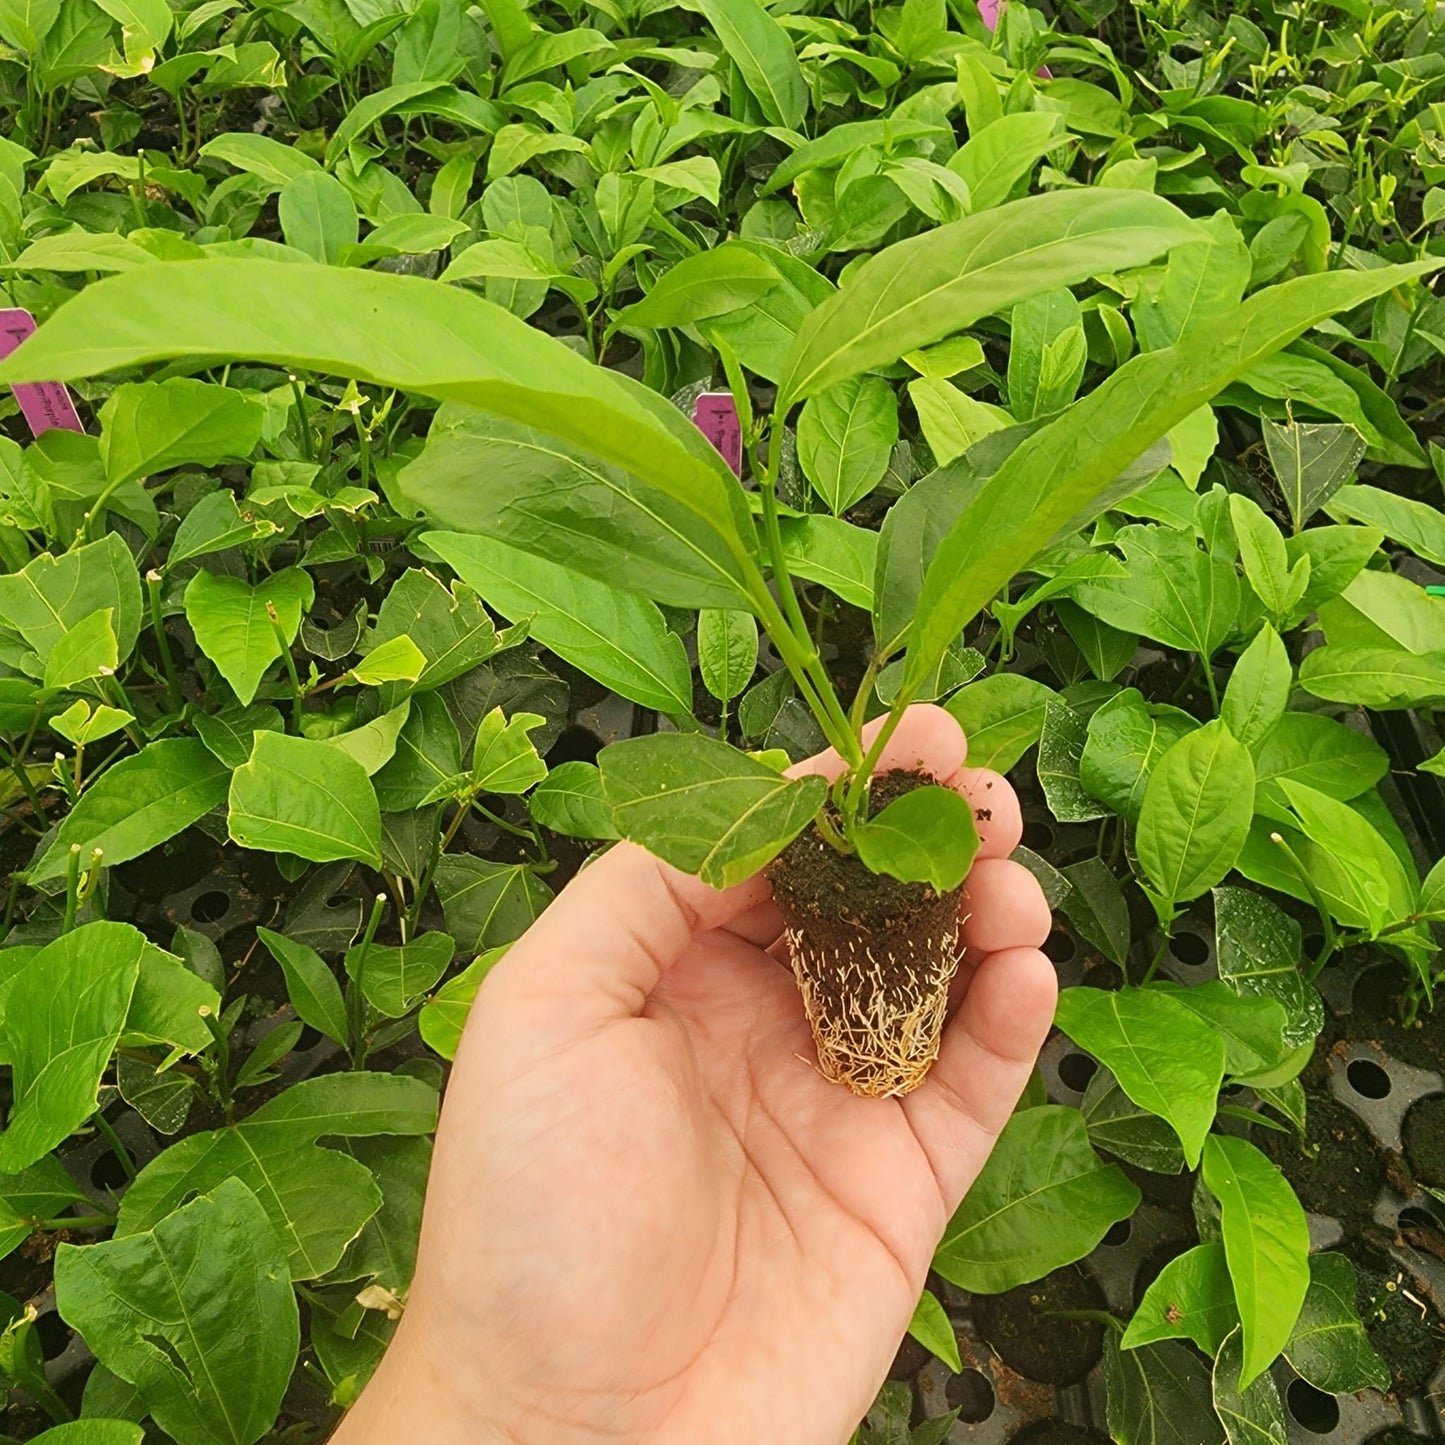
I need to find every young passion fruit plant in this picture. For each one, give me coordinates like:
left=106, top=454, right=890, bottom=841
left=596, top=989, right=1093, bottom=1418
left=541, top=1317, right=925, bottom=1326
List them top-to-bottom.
left=1, top=188, right=1435, bottom=1098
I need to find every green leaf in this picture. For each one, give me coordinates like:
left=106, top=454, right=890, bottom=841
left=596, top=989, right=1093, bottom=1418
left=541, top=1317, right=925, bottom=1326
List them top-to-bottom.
left=679, top=0, right=806, bottom=128
left=949, top=111, right=1067, bottom=215
left=198, top=132, right=322, bottom=186
left=278, top=170, right=359, bottom=264
left=779, top=190, right=1201, bottom=403
left=1134, top=212, right=1251, bottom=350
left=614, top=244, right=780, bottom=329
left=902, top=261, right=1439, bottom=692
left=0, top=262, right=757, bottom=600
left=1007, top=287, right=1087, bottom=421
left=797, top=376, right=898, bottom=514
left=98, top=379, right=264, bottom=486
left=399, top=409, right=754, bottom=611
left=1263, top=420, right=1365, bottom=532
left=1327, top=482, right=1445, bottom=565
left=169, top=490, right=279, bottom=567
left=1229, top=496, right=1308, bottom=623
left=778, top=515, right=878, bottom=610
left=427, top=532, right=694, bottom=713
left=0, top=533, right=142, bottom=666
left=183, top=567, right=315, bottom=707
left=363, top=567, right=506, bottom=697
left=42, top=607, right=117, bottom=691
left=698, top=609, right=759, bottom=704
left=1221, top=625, right=1290, bottom=751
left=349, top=635, right=425, bottom=687
left=1298, top=643, right=1445, bottom=708
left=943, top=673, right=1056, bottom=773
left=1079, top=688, right=1195, bottom=824
left=373, top=692, right=464, bottom=812
left=1038, top=699, right=1108, bottom=824
left=469, top=708, right=546, bottom=794
left=1253, top=713, right=1387, bottom=807
left=1137, top=721, right=1254, bottom=914
left=228, top=731, right=382, bottom=866
left=599, top=733, right=827, bottom=888
left=29, top=738, right=231, bottom=883
left=528, top=761, right=618, bottom=841
left=852, top=784, right=978, bottom=893
left=433, top=856, right=552, bottom=951
left=1060, top=857, right=1132, bottom=968
left=0, top=922, right=143, bottom=1172
left=256, top=927, right=348, bottom=1047
left=348, top=932, right=454, bottom=1018
left=418, top=947, right=507, bottom=1060
left=1054, top=987, right=1223, bottom=1168
left=1081, top=1067, right=1185, bottom=1175
left=116, top=1074, right=438, bottom=1279
left=933, top=1105, right=1140, bottom=1293
left=1202, top=1134, right=1309, bottom=1389
left=0, top=1156, right=90, bottom=1264
left=56, top=1179, right=298, bottom=1445
left=1123, top=1242, right=1238, bottom=1356
left=1284, top=1252, right=1390, bottom=1395
left=907, top=1289, right=962, bottom=1374
left=1213, top=1327, right=1287, bottom=1445
left=1104, top=1333, right=1222, bottom=1445
left=27, top=1421, right=144, bottom=1444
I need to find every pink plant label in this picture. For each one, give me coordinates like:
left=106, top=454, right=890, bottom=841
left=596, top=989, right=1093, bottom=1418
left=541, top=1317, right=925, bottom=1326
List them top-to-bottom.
left=977, top=0, right=1051, bottom=77
left=0, top=309, right=84, bottom=438
left=692, top=392, right=742, bottom=476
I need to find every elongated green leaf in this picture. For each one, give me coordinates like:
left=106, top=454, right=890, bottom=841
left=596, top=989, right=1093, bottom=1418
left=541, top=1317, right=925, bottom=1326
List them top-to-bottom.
left=679, top=0, right=806, bottom=128
left=779, top=190, right=1202, bottom=403
left=615, top=245, right=780, bottom=329
left=902, top=260, right=1439, bottom=690
left=0, top=261, right=760, bottom=593
left=797, top=376, right=898, bottom=514
left=399, top=409, right=754, bottom=610
left=427, top=531, right=693, bottom=713
left=184, top=567, right=314, bottom=707
left=42, top=607, right=117, bottom=691
left=698, top=609, right=759, bottom=704
left=1221, top=626, right=1290, bottom=751
left=1298, top=643, right=1445, bottom=708
left=944, top=673, right=1056, bottom=773
left=1079, top=688, right=1195, bottom=824
left=1137, top=721, right=1254, bottom=914
left=229, top=731, right=382, bottom=866
left=599, top=733, right=826, bottom=888
left=29, top=739, right=231, bottom=883
left=528, top=761, right=618, bottom=841
left=852, top=784, right=978, bottom=893
left=1212, top=887, right=1323, bottom=1047
left=0, top=923, right=145, bottom=1172
left=256, top=927, right=348, bottom=1047
left=418, top=948, right=507, bottom=1060
left=1054, top=987, right=1223, bottom=1168
left=116, top=1074, right=438, bottom=1278
left=934, top=1105, right=1140, bottom=1293
left=1202, top=1134, right=1309, bottom=1389
left=56, top=1180, right=298, bottom=1445
left=1123, top=1242, right=1238, bottom=1356
left=907, top=1289, right=962, bottom=1374
left=1213, top=1328, right=1287, bottom=1445
left=1105, top=1333, right=1221, bottom=1445
left=28, top=1420, right=144, bottom=1444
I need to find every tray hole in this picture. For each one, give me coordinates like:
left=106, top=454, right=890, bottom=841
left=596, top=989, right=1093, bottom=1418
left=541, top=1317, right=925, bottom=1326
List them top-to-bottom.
left=1022, top=820, right=1055, bottom=852
left=190, top=889, right=230, bottom=924
left=1043, top=929, right=1077, bottom=964
left=1171, top=931, right=1209, bottom=966
left=295, top=1025, right=324, bottom=1052
left=1057, top=1052, right=1098, bottom=1093
left=1346, top=1059, right=1391, bottom=1100
left=90, top=1148, right=131, bottom=1190
left=1396, top=1206, right=1439, bottom=1234
left=1102, top=1219, right=1132, bottom=1247
left=32, top=1309, right=71, bottom=1360
left=946, top=1367, right=995, bottom=1423
left=1286, top=1379, right=1340, bottom=1434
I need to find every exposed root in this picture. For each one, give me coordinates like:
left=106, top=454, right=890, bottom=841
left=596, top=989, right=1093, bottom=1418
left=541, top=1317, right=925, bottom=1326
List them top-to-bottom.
left=784, top=923, right=961, bottom=1098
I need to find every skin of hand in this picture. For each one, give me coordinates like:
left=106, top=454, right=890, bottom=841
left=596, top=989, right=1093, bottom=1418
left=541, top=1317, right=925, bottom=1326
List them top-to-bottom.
left=335, top=704, right=1058, bottom=1445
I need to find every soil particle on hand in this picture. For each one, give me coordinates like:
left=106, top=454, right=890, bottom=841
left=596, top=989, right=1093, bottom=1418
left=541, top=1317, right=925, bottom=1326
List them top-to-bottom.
left=1261, top=1095, right=1386, bottom=1224
left=971, top=1265, right=1107, bottom=1386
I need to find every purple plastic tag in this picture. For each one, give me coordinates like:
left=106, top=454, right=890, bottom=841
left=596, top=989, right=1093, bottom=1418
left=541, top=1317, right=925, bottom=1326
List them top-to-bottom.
left=0, top=309, right=84, bottom=438
left=692, top=392, right=742, bottom=476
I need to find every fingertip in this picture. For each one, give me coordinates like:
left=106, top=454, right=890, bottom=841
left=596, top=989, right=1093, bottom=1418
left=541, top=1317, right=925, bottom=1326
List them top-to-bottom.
left=789, top=704, right=967, bottom=785
left=951, top=767, right=1024, bottom=857
left=959, top=858, right=1052, bottom=953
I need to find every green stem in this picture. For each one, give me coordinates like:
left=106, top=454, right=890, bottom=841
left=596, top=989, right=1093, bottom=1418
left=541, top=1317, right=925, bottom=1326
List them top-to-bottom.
left=289, top=375, right=315, bottom=461
left=146, top=569, right=184, bottom=712
left=267, top=602, right=305, bottom=728
left=1200, top=653, right=1221, bottom=713
left=1269, top=831, right=1339, bottom=976
left=62, top=844, right=84, bottom=933
left=348, top=894, right=386, bottom=1069
left=198, top=1006, right=234, bottom=1119
left=91, top=1111, right=137, bottom=1183
left=32, top=1213, right=115, bottom=1232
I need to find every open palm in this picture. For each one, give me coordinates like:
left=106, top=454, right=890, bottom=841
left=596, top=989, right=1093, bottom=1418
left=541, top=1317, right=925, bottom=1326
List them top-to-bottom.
left=338, top=706, right=1057, bottom=1445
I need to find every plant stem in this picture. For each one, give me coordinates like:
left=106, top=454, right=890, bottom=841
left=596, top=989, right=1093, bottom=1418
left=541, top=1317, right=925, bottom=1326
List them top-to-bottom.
left=146, top=569, right=184, bottom=711
left=267, top=602, right=305, bottom=728
left=1200, top=652, right=1221, bottom=713
left=1269, top=832, right=1339, bottom=976
left=62, top=844, right=84, bottom=933
left=348, top=893, right=386, bottom=1069
left=198, top=1006, right=234, bottom=1119
left=90, top=1111, right=137, bottom=1182
left=32, top=1213, right=115, bottom=1232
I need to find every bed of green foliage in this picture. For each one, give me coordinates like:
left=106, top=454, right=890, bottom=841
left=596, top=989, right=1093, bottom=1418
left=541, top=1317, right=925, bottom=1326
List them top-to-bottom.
left=0, top=0, right=1443, bottom=1440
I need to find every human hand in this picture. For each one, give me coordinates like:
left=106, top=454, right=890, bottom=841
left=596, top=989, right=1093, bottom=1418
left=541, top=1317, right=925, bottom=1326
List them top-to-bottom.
left=334, top=704, right=1058, bottom=1445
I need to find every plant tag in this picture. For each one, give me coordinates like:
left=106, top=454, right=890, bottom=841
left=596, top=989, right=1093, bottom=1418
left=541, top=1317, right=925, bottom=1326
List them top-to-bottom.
left=977, top=0, right=1051, bottom=77
left=0, top=309, right=84, bottom=437
left=692, top=392, right=742, bottom=476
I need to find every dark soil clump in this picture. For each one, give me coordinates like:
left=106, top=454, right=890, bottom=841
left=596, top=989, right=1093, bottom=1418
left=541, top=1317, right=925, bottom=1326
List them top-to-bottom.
left=768, top=769, right=965, bottom=1098
left=1349, top=964, right=1445, bottom=1072
left=1262, top=1095, right=1386, bottom=1223
left=1401, top=1096, right=1445, bottom=1190
left=1351, top=1247, right=1445, bottom=1397
left=972, top=1264, right=1107, bottom=1386
left=1008, top=1422, right=1112, bottom=1445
